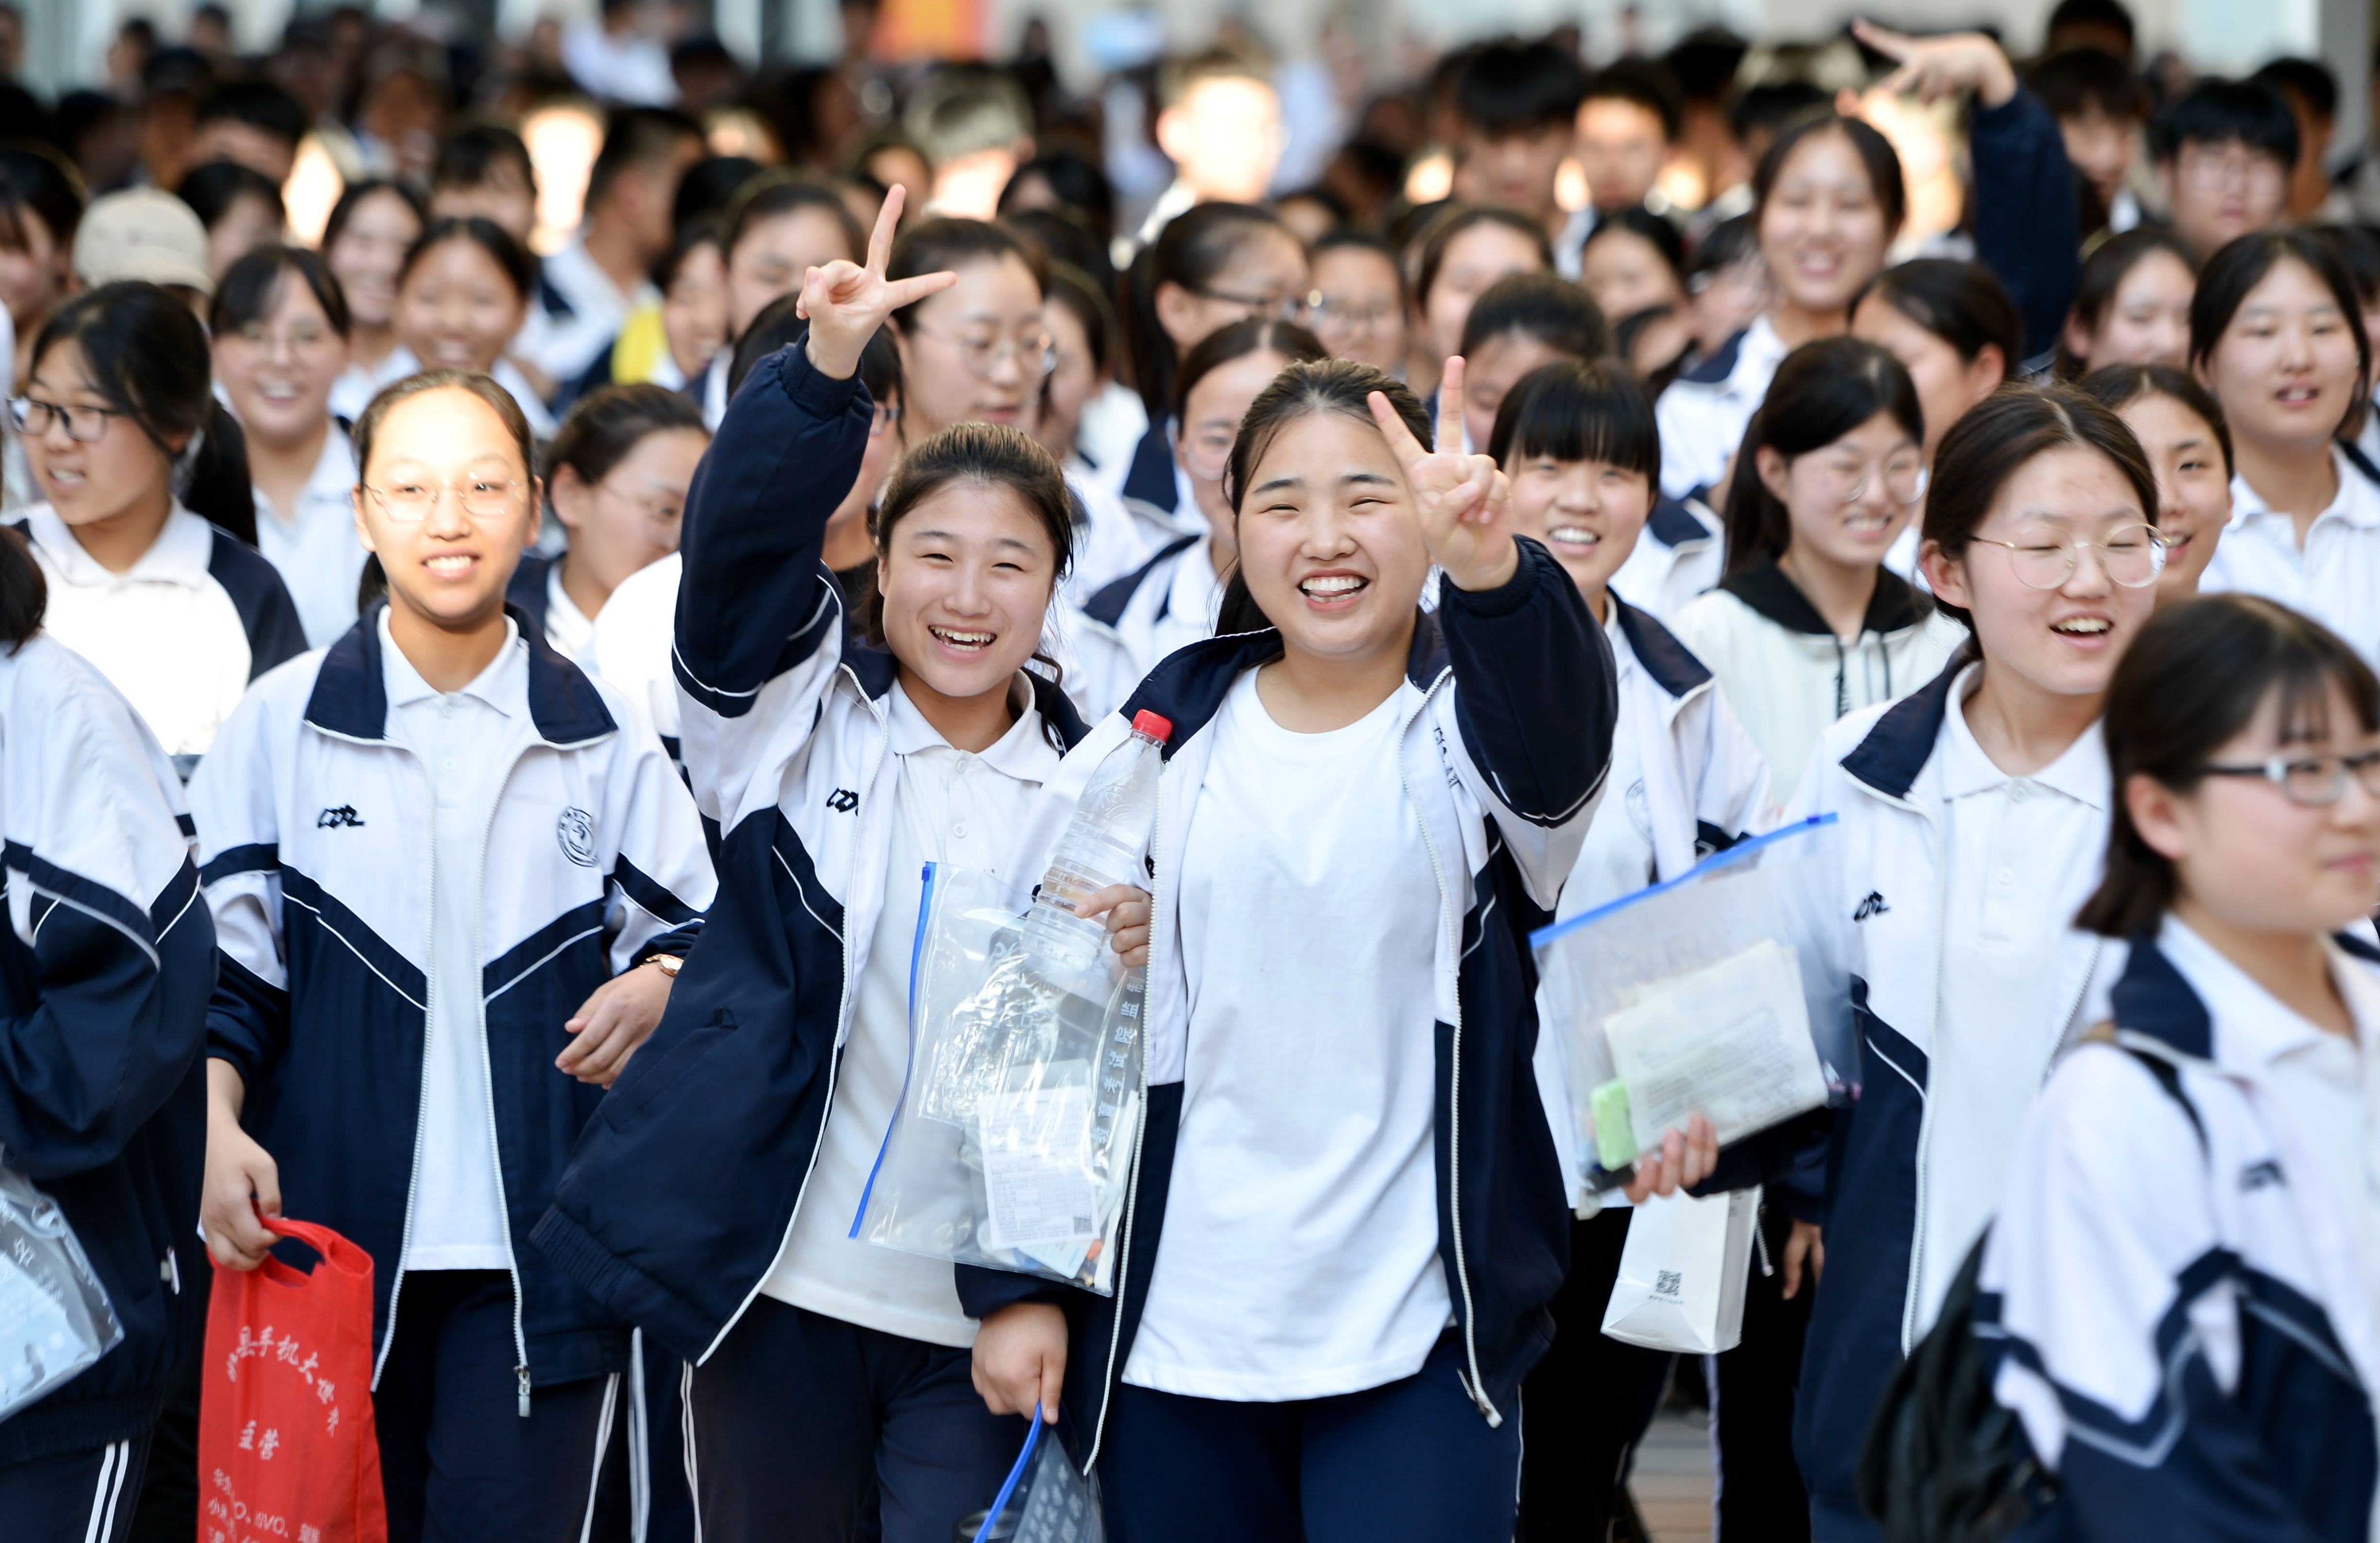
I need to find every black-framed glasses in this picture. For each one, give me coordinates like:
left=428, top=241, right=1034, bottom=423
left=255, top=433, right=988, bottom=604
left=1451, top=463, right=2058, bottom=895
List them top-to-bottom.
left=8, top=396, right=124, bottom=444
left=361, top=475, right=527, bottom=523
left=2199, top=749, right=2380, bottom=807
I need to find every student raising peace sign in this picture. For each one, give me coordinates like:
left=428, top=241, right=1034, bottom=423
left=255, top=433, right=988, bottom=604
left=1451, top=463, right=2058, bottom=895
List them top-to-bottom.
left=797, top=184, right=960, bottom=381
left=1367, top=357, right=1522, bottom=595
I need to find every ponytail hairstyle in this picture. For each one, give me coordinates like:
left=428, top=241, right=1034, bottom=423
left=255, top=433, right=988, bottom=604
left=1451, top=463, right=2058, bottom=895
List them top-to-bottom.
left=1124, top=201, right=1297, bottom=416
left=2054, top=227, right=2195, bottom=379
left=1853, top=258, right=2022, bottom=386
left=32, top=280, right=214, bottom=494
left=1170, top=316, right=1328, bottom=425
left=1720, top=337, right=1923, bottom=575
left=1214, top=358, right=1429, bottom=636
left=2074, top=362, right=2234, bottom=476
left=349, top=369, right=540, bottom=608
left=545, top=383, right=707, bottom=515
left=1921, top=383, right=2157, bottom=632
left=183, top=402, right=258, bottom=547
left=865, top=422, right=1076, bottom=730
left=0, top=524, right=47, bottom=650
left=2075, top=593, right=2380, bottom=936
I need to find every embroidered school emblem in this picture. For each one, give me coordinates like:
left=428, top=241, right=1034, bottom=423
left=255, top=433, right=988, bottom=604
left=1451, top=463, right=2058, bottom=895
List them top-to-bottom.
left=556, top=807, right=597, bottom=867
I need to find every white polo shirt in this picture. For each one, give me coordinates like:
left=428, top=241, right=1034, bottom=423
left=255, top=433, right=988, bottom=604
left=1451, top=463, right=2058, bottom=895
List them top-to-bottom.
left=1653, top=314, right=1790, bottom=501
left=255, top=422, right=367, bottom=649
left=2203, top=447, right=2380, bottom=668
left=582, top=549, right=680, bottom=750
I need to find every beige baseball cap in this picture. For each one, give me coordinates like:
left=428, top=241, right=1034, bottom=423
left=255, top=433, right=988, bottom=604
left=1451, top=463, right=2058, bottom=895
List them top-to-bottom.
left=73, top=187, right=212, bottom=296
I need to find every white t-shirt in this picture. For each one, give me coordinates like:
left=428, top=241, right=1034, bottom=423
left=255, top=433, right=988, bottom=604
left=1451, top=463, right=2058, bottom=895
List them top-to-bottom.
left=255, top=421, right=366, bottom=649
left=382, top=610, right=524, bottom=1270
left=1124, top=671, right=1451, bottom=1401
left=1914, top=677, right=2107, bottom=1329
left=761, top=682, right=1059, bottom=1345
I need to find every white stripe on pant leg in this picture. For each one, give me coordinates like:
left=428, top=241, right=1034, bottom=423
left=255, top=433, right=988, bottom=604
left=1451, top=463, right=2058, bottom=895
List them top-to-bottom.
left=629, top=1329, right=650, bottom=1543
left=681, top=1360, right=702, bottom=1543
left=578, top=1372, right=623, bottom=1543
left=83, top=1440, right=123, bottom=1543
left=99, top=1440, right=133, bottom=1543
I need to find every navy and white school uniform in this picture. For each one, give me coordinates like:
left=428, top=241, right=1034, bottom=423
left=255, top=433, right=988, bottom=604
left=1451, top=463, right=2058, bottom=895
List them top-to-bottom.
left=524, top=239, right=654, bottom=391
left=1652, top=314, right=1788, bottom=503
left=531, top=342, right=1089, bottom=1542
left=1116, top=416, right=1196, bottom=519
left=254, top=420, right=368, bottom=649
left=2202, top=443, right=2380, bottom=669
left=1063, top=456, right=1180, bottom=606
left=1607, top=495, right=1724, bottom=626
left=11, top=502, right=306, bottom=760
left=1062, top=532, right=1225, bottom=722
left=957, top=539, right=1616, bottom=1540
left=582, top=549, right=680, bottom=764
left=504, top=551, right=597, bottom=663
left=1671, top=563, right=1964, bottom=809
left=1519, top=599, right=1768, bottom=1539
left=190, top=604, right=714, bottom=1542
left=0, top=636, right=213, bottom=1540
left=1775, top=661, right=2116, bottom=1543
left=1980, top=921, right=2380, bottom=1543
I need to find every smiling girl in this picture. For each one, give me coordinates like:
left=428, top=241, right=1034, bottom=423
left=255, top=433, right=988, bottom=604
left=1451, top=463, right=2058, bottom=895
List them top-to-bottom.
left=324, top=178, right=428, bottom=421
left=531, top=187, right=1105, bottom=1541
left=389, top=215, right=555, bottom=436
left=2055, top=227, right=2197, bottom=379
left=2192, top=231, right=2380, bottom=668
left=212, top=245, right=364, bottom=647
left=9, top=281, right=303, bottom=758
left=1069, top=316, right=1326, bottom=720
left=1672, top=337, right=1963, bottom=805
left=954, top=353, right=1615, bottom=1540
left=2077, top=362, right=2233, bottom=597
left=192, top=365, right=713, bottom=1543
left=1980, top=594, right=2380, bottom=1543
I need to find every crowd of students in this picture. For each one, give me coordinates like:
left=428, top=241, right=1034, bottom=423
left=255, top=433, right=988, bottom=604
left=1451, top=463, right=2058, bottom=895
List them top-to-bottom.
left=4, top=2, right=2380, bottom=1541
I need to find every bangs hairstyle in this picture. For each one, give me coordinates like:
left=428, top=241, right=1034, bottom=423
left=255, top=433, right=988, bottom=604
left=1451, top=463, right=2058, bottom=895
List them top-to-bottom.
left=1454, top=38, right=1590, bottom=137
left=1752, top=115, right=1907, bottom=240
left=0, top=143, right=84, bottom=259
left=1413, top=205, right=1554, bottom=308
left=400, top=215, right=539, bottom=303
left=2054, top=227, right=2195, bottom=379
left=2190, top=229, right=2370, bottom=442
left=210, top=244, right=352, bottom=339
left=1854, top=259, right=2021, bottom=382
left=1457, top=272, right=1611, bottom=363
left=33, top=281, right=212, bottom=461
left=1171, top=316, right=1327, bottom=424
left=1721, top=337, right=1923, bottom=575
left=1215, top=358, right=1429, bottom=635
left=1486, top=358, right=1659, bottom=479
left=2074, top=361, right=2234, bottom=476
left=1923, top=383, right=2158, bottom=632
left=2075, top=593, right=2380, bottom=937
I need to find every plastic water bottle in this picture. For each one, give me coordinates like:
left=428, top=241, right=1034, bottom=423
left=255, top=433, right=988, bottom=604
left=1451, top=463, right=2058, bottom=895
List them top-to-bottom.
left=1023, top=709, right=1173, bottom=978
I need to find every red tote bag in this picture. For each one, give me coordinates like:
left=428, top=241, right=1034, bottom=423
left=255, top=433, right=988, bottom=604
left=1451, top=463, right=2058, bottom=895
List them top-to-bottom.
left=199, top=1217, right=388, bottom=1543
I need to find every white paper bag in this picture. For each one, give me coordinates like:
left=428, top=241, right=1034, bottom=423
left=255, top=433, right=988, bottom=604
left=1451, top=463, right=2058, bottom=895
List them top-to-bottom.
left=1600, top=1186, right=1759, bottom=1354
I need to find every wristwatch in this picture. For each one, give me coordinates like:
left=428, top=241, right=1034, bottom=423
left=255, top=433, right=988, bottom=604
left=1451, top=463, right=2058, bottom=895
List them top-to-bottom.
left=648, top=954, right=684, bottom=978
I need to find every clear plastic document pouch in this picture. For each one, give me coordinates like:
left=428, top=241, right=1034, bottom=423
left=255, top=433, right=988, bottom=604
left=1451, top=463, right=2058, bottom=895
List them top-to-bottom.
left=0, top=1155, right=122, bottom=1421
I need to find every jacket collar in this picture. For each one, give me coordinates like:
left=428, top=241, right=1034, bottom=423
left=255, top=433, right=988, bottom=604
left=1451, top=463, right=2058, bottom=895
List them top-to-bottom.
left=1675, top=325, right=1746, bottom=386
left=1643, top=496, right=1713, bottom=550
left=26, top=501, right=213, bottom=590
left=1080, top=534, right=1198, bottom=628
left=1719, top=560, right=1926, bottom=638
left=1609, top=594, right=1710, bottom=699
left=305, top=600, right=616, bottom=745
left=1118, top=609, right=1449, bottom=757
left=842, top=621, right=1091, bottom=753
left=1837, top=655, right=1965, bottom=800
left=1931, top=662, right=2110, bottom=809
left=2128, top=917, right=2380, bottom=1071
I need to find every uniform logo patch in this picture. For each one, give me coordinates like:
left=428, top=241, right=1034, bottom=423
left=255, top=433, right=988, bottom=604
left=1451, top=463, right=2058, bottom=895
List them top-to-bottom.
left=826, top=788, right=859, bottom=813
left=316, top=805, right=365, bottom=829
left=556, top=807, right=597, bottom=867
left=1853, top=891, right=1890, bottom=921
left=2240, top=1159, right=2285, bottom=1192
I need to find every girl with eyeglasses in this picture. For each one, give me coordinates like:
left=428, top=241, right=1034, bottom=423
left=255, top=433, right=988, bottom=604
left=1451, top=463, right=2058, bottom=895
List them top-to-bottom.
left=534, top=188, right=1104, bottom=1542
left=1118, top=201, right=1311, bottom=519
left=884, top=218, right=1054, bottom=449
left=1305, top=231, right=1410, bottom=376
left=2192, top=231, right=2380, bottom=670
left=212, top=245, right=366, bottom=649
left=8, top=281, right=303, bottom=759
left=1067, top=316, right=1326, bottom=721
left=1671, top=338, right=1964, bottom=807
left=190, top=366, right=713, bottom=1543
left=508, top=384, right=708, bottom=661
left=1640, top=385, right=2168, bottom=1543
left=1977, top=594, right=2380, bottom=1543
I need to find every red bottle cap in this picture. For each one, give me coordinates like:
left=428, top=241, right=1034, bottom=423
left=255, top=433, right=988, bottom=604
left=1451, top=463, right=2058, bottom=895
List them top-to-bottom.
left=1130, top=710, right=1174, bottom=743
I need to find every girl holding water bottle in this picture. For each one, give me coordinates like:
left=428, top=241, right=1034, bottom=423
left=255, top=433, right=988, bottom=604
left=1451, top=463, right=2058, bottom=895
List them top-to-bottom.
left=532, top=187, right=1100, bottom=1543
left=958, top=352, right=1617, bottom=1541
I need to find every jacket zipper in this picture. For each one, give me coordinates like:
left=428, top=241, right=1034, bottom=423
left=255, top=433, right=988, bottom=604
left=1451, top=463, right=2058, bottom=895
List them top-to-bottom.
left=696, top=666, right=885, bottom=1366
left=1398, top=670, right=1499, bottom=1426
left=372, top=743, right=438, bottom=1394
left=464, top=746, right=538, bottom=1417
left=1084, top=772, right=1160, bottom=1474
left=1893, top=786, right=1950, bottom=1357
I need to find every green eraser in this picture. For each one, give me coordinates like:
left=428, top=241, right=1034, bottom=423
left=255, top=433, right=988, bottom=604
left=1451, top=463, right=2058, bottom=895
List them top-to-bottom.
left=1592, top=1080, right=1637, bottom=1172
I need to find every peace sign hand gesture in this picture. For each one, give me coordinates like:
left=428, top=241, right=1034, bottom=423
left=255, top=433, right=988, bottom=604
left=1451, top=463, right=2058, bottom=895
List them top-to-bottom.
left=1850, top=19, right=2017, bottom=109
left=798, top=184, right=959, bottom=382
left=1367, top=357, right=1521, bottom=595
